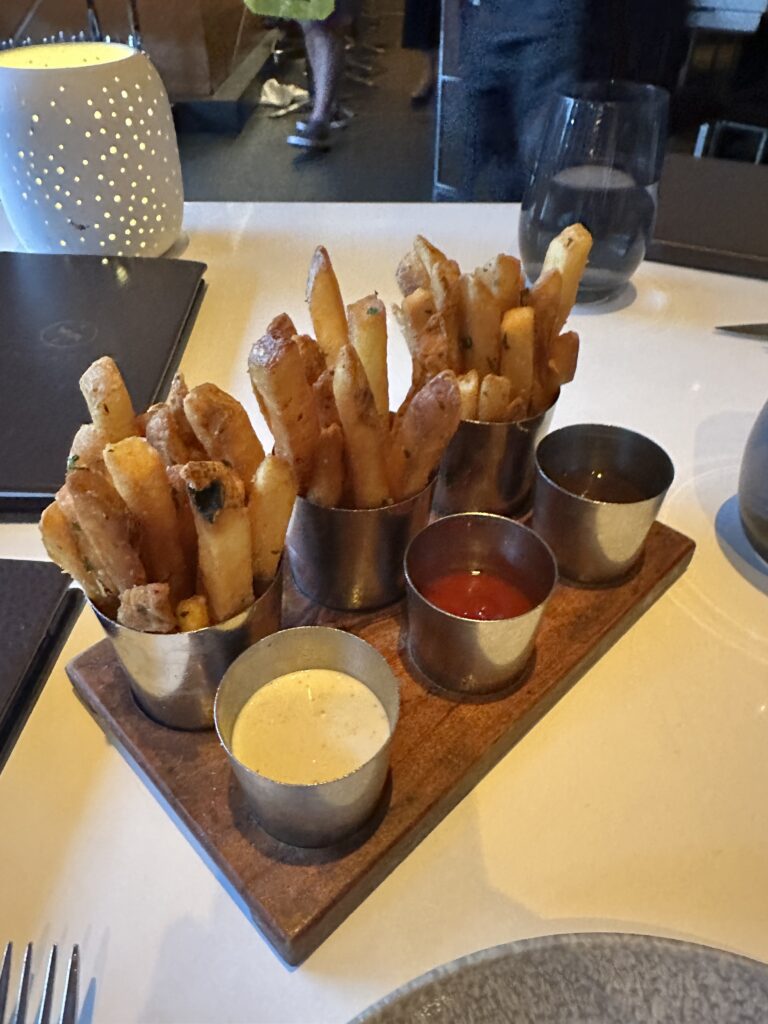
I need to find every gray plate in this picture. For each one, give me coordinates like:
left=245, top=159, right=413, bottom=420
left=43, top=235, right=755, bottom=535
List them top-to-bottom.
left=352, top=933, right=768, bottom=1023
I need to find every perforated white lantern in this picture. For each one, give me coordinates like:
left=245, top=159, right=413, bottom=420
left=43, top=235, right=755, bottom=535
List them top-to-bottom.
left=0, top=42, right=183, bottom=256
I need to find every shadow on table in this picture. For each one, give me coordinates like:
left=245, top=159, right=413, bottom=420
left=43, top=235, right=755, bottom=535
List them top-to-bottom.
left=571, top=282, right=638, bottom=316
left=715, top=495, right=768, bottom=596
left=73, top=921, right=108, bottom=1024
left=78, top=977, right=97, bottom=1024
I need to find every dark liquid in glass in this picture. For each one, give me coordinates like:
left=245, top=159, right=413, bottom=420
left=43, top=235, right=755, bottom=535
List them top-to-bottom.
left=519, top=164, right=658, bottom=301
left=554, top=467, right=648, bottom=503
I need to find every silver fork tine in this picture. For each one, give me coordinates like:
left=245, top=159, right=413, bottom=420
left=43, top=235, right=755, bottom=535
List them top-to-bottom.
left=0, top=943, right=11, bottom=1024
left=13, top=943, right=32, bottom=1024
left=35, top=947, right=57, bottom=1024
left=57, top=947, right=78, bottom=1024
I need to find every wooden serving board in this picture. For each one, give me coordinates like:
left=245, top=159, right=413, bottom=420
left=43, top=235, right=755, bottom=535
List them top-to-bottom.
left=67, top=520, right=694, bottom=966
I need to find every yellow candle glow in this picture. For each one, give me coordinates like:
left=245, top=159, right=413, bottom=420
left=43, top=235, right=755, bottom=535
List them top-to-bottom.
left=0, top=42, right=133, bottom=71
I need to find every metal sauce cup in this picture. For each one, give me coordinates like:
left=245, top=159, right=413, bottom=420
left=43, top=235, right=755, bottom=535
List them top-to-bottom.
left=434, top=393, right=558, bottom=516
left=532, top=423, right=675, bottom=584
left=286, top=479, right=435, bottom=611
left=404, top=514, right=557, bottom=695
left=92, top=569, right=283, bottom=731
left=214, top=626, right=400, bottom=848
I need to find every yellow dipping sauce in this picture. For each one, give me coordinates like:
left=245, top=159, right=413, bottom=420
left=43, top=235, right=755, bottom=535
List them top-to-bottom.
left=231, top=669, right=390, bottom=785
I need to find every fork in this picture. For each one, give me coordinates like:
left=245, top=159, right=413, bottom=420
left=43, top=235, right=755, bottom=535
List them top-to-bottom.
left=0, top=944, right=78, bottom=1024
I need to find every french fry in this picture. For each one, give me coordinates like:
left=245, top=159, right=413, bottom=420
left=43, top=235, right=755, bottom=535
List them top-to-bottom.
left=541, top=224, right=592, bottom=332
left=413, top=235, right=449, bottom=277
left=404, top=239, right=461, bottom=360
left=306, top=245, right=348, bottom=366
left=395, top=246, right=430, bottom=296
left=475, top=254, right=523, bottom=311
left=429, top=261, right=462, bottom=369
left=526, top=268, right=562, bottom=355
left=525, top=269, right=563, bottom=415
left=458, top=274, right=502, bottom=376
left=394, top=287, right=438, bottom=356
left=347, top=294, right=389, bottom=423
left=499, top=306, right=535, bottom=406
left=413, top=312, right=456, bottom=386
left=251, top=314, right=295, bottom=429
left=249, top=318, right=321, bottom=491
left=549, top=330, right=580, bottom=385
left=295, top=333, right=327, bottom=386
left=332, top=345, right=391, bottom=508
left=79, top=356, right=136, bottom=442
left=313, top=369, right=340, bottom=429
left=388, top=369, right=461, bottom=500
left=457, top=369, right=480, bottom=420
left=168, top=373, right=207, bottom=456
left=478, top=374, right=513, bottom=422
left=529, top=378, right=558, bottom=416
left=394, top=380, right=421, bottom=422
left=184, top=383, right=265, bottom=486
left=506, top=396, right=528, bottom=422
left=144, top=403, right=193, bottom=467
left=68, top=423, right=108, bottom=475
left=307, top=423, right=346, bottom=508
left=103, top=437, right=191, bottom=601
left=248, top=454, right=297, bottom=586
left=180, top=461, right=254, bottom=624
left=166, top=464, right=198, bottom=583
left=65, top=467, right=145, bottom=595
left=53, top=483, right=116, bottom=602
left=39, top=499, right=104, bottom=602
left=118, top=583, right=177, bottom=634
left=176, top=594, right=210, bottom=632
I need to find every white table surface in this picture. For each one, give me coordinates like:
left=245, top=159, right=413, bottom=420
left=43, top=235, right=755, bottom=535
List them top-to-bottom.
left=1, top=202, right=767, bottom=1024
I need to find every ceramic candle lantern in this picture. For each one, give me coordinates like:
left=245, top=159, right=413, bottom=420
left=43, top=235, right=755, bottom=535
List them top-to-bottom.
left=0, top=41, right=183, bottom=256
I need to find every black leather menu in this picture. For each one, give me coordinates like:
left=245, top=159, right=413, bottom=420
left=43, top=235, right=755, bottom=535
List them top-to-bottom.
left=649, top=154, right=768, bottom=280
left=0, top=251, right=206, bottom=516
left=0, top=560, right=83, bottom=771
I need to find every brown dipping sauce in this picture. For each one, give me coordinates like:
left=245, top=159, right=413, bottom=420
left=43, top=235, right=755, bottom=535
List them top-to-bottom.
left=554, top=468, right=647, bottom=503
left=420, top=569, right=535, bottom=620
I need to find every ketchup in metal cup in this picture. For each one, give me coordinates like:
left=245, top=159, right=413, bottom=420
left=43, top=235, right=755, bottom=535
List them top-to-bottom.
left=420, top=569, right=535, bottom=621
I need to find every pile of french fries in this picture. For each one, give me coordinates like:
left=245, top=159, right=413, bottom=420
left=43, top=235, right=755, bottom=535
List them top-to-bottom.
left=393, top=225, right=593, bottom=423
left=248, top=246, right=462, bottom=511
left=40, top=358, right=296, bottom=633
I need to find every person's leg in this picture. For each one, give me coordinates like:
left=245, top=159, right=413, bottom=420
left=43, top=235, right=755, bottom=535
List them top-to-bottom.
left=403, top=0, right=441, bottom=104
left=461, top=0, right=585, bottom=199
left=289, top=6, right=354, bottom=148
left=303, top=20, right=345, bottom=127
left=411, top=48, right=437, bottom=104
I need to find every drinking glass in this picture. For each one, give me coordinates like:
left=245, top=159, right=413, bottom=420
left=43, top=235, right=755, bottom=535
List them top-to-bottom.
left=519, top=80, right=669, bottom=302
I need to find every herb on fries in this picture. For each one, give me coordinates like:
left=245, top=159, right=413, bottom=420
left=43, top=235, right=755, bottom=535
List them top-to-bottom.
left=393, top=224, right=592, bottom=421
left=248, top=246, right=462, bottom=512
left=40, top=361, right=293, bottom=634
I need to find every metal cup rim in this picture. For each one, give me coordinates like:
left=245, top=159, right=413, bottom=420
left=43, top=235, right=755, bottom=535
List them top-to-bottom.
left=459, top=388, right=560, bottom=428
left=535, top=423, right=675, bottom=508
left=295, top=475, right=435, bottom=515
left=404, top=512, right=559, bottom=624
left=88, top=562, right=282, bottom=637
left=213, top=625, right=400, bottom=791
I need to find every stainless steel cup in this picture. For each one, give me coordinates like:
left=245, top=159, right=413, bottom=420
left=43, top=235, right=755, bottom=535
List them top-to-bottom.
left=434, top=394, right=558, bottom=516
left=532, top=423, right=675, bottom=584
left=286, top=480, right=435, bottom=611
left=404, top=514, right=557, bottom=694
left=92, top=570, right=283, bottom=730
left=214, top=626, right=400, bottom=848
